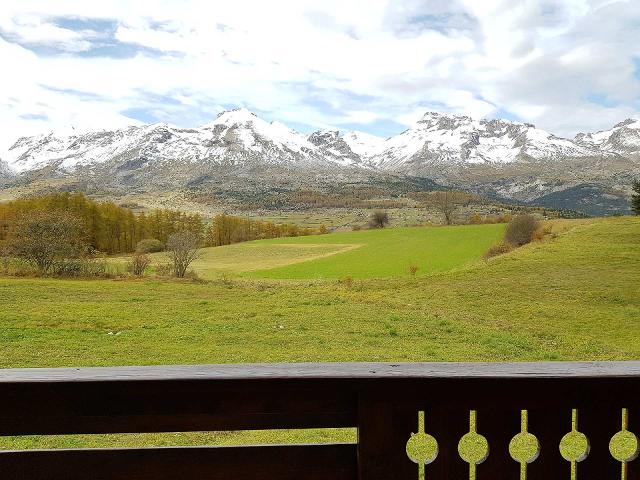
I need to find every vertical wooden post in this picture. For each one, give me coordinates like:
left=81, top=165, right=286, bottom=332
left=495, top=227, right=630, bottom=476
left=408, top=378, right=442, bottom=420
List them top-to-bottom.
left=357, top=392, right=417, bottom=480
left=626, top=408, right=639, bottom=480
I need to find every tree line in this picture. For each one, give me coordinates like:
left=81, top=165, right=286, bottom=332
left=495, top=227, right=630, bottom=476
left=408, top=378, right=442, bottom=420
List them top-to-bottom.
left=0, top=193, right=204, bottom=254
left=0, top=193, right=320, bottom=258
left=207, top=213, right=315, bottom=246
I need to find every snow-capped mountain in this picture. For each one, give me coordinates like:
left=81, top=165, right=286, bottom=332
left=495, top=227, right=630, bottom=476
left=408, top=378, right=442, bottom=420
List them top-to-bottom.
left=1, top=108, right=639, bottom=214
left=3, top=108, right=628, bottom=176
left=3, top=109, right=330, bottom=175
left=372, top=112, right=607, bottom=173
left=575, top=118, right=640, bottom=156
left=307, top=129, right=371, bottom=167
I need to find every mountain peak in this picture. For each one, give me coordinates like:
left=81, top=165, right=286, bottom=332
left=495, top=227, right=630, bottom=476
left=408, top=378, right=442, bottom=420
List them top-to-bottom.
left=209, top=108, right=258, bottom=127
left=416, top=111, right=477, bottom=131
left=420, top=111, right=471, bottom=121
left=613, top=118, right=640, bottom=129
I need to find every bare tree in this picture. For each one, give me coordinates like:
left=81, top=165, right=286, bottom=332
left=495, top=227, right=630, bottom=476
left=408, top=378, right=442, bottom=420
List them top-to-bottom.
left=433, top=190, right=462, bottom=225
left=368, top=210, right=390, bottom=229
left=6, top=211, right=87, bottom=273
left=166, top=231, right=200, bottom=278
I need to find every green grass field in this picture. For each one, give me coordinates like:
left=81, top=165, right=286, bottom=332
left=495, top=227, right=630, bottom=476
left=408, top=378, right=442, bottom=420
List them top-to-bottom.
left=0, top=216, right=639, bottom=451
left=140, top=223, right=506, bottom=280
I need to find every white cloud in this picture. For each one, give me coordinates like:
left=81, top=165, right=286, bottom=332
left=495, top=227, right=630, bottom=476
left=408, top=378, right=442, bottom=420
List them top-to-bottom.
left=0, top=0, right=639, bottom=148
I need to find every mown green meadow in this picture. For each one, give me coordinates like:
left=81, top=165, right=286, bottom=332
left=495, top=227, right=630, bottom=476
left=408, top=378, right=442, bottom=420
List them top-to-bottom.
left=0, top=216, right=638, bottom=451
left=136, top=222, right=506, bottom=280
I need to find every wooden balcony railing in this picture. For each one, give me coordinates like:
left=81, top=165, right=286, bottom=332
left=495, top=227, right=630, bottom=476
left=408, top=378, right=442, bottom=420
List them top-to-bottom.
left=1, top=362, right=639, bottom=479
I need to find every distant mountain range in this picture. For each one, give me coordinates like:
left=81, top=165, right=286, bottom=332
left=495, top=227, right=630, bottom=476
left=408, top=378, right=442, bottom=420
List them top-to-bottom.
left=2, top=108, right=639, bottom=215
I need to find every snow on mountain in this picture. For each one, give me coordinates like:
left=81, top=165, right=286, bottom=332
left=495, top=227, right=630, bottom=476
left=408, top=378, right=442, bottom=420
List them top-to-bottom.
left=0, top=108, right=632, bottom=181
left=2, top=108, right=639, bottom=214
left=204, top=108, right=315, bottom=154
left=1, top=109, right=332, bottom=175
left=373, top=111, right=605, bottom=172
left=575, top=118, right=640, bottom=155
left=3, top=123, right=205, bottom=174
left=306, top=129, right=373, bottom=167
left=342, top=131, right=386, bottom=157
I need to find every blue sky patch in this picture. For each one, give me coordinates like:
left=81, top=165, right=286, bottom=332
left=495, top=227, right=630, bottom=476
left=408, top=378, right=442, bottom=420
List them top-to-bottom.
left=405, top=12, right=477, bottom=35
left=2, top=15, right=181, bottom=59
left=51, top=16, right=118, bottom=34
left=633, top=57, right=640, bottom=80
left=40, top=85, right=105, bottom=101
left=121, top=92, right=224, bottom=126
left=585, top=93, right=619, bottom=108
left=120, top=107, right=160, bottom=124
left=489, top=108, right=520, bottom=122
left=19, top=113, right=49, bottom=121
left=338, top=118, right=407, bottom=138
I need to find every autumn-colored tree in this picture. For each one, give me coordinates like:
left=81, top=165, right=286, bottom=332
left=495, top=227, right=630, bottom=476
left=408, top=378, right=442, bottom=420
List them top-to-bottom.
left=0, top=193, right=205, bottom=255
left=206, top=214, right=313, bottom=247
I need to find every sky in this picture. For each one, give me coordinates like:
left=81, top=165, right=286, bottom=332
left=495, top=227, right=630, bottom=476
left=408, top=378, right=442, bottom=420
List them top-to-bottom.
left=1, top=0, right=640, bottom=149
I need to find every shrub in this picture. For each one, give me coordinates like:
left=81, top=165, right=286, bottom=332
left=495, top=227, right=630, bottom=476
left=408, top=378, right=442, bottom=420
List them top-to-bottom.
left=368, top=210, right=390, bottom=229
left=6, top=211, right=88, bottom=273
left=469, top=213, right=483, bottom=224
left=504, top=215, right=540, bottom=247
left=531, top=229, right=545, bottom=242
left=136, top=239, right=164, bottom=253
left=483, top=242, right=514, bottom=259
left=0, top=243, right=9, bottom=273
left=128, top=253, right=151, bottom=276
left=49, top=258, right=113, bottom=278
left=155, top=263, right=174, bottom=277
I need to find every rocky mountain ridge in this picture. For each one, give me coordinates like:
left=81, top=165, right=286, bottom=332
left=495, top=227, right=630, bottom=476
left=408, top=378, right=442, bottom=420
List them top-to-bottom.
left=2, top=108, right=639, bottom=214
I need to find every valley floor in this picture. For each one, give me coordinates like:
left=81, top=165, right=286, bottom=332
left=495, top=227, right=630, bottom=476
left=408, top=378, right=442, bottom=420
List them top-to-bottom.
left=0, top=216, right=638, bottom=449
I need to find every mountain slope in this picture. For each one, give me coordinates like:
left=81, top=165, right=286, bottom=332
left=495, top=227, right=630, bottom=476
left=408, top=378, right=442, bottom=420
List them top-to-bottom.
left=1, top=109, right=639, bottom=213
left=575, top=118, right=640, bottom=156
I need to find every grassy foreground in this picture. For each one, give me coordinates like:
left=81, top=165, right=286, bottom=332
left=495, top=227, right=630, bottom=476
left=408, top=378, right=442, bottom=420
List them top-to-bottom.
left=0, top=216, right=638, bottom=450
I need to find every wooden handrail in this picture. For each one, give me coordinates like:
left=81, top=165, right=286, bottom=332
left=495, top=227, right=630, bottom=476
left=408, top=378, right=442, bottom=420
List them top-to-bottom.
left=0, top=362, right=639, bottom=479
